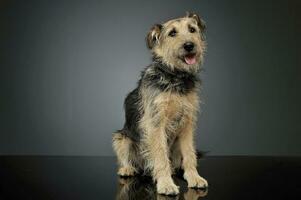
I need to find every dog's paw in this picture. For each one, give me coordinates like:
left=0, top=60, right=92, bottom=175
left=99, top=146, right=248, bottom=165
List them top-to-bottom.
left=117, top=166, right=135, bottom=177
left=184, top=171, right=208, bottom=188
left=157, top=177, right=179, bottom=196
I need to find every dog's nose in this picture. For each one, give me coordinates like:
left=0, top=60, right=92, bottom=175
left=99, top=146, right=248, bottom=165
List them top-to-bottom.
left=183, top=42, right=194, bottom=52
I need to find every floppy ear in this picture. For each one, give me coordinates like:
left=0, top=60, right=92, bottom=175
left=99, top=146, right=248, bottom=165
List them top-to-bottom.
left=186, top=12, right=206, bottom=39
left=146, top=24, right=162, bottom=49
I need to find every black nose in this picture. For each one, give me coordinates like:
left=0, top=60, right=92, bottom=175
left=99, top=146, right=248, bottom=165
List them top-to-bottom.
left=183, top=42, right=194, bottom=52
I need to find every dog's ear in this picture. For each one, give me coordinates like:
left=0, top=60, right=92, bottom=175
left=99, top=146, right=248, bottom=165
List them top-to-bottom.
left=186, top=12, right=206, bottom=39
left=146, top=24, right=162, bottom=49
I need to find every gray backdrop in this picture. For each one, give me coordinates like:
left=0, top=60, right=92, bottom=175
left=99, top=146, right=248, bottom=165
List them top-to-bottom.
left=0, top=0, right=300, bottom=156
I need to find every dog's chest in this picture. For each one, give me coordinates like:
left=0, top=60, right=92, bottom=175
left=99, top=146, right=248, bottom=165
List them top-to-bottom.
left=155, top=91, right=199, bottom=132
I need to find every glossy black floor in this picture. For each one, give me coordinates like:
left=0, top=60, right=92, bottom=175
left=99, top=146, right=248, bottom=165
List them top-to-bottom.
left=0, top=156, right=300, bottom=200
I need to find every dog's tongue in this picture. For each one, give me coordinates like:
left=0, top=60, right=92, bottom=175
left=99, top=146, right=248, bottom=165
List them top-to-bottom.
left=184, top=54, right=196, bottom=65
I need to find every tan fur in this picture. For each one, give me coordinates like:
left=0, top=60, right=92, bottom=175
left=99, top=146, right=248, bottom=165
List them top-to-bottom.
left=152, top=17, right=206, bottom=73
left=138, top=87, right=205, bottom=194
left=112, top=133, right=137, bottom=176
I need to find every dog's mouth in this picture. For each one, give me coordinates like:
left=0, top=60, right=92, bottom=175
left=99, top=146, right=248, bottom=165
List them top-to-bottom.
left=183, top=53, right=197, bottom=65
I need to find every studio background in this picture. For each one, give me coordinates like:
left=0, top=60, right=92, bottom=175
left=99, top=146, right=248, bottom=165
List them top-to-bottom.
left=0, top=0, right=300, bottom=156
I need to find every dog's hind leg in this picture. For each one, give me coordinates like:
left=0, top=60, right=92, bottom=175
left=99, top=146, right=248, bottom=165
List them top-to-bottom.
left=112, top=131, right=137, bottom=176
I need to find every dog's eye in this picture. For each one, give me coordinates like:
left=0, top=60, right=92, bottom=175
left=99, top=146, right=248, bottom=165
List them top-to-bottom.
left=189, top=27, right=196, bottom=33
left=168, top=29, right=177, bottom=37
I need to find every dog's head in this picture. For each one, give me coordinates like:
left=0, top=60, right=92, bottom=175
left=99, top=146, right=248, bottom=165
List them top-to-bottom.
left=146, top=12, right=206, bottom=72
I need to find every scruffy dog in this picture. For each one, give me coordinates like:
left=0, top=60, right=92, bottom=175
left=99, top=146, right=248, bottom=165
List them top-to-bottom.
left=113, top=12, right=208, bottom=195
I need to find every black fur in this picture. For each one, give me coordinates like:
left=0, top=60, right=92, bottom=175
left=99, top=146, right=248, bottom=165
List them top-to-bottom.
left=117, top=60, right=201, bottom=142
left=145, top=61, right=201, bottom=94
left=120, top=88, right=142, bottom=142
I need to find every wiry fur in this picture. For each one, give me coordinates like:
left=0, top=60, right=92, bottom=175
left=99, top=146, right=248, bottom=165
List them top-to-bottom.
left=112, top=12, right=208, bottom=196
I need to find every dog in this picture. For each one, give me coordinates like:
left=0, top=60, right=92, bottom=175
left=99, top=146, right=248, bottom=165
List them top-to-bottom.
left=112, top=12, right=208, bottom=195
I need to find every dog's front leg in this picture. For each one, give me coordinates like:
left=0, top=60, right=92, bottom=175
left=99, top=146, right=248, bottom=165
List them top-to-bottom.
left=179, top=120, right=208, bottom=188
left=143, top=125, right=179, bottom=195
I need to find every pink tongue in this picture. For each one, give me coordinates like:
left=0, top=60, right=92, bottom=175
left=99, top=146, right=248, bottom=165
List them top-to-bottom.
left=184, top=55, right=196, bottom=65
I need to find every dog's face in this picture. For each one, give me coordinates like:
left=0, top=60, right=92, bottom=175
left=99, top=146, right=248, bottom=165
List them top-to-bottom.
left=147, top=12, right=206, bottom=72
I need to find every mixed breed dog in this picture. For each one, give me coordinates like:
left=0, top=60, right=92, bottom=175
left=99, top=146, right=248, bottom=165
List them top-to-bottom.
left=112, top=12, right=208, bottom=196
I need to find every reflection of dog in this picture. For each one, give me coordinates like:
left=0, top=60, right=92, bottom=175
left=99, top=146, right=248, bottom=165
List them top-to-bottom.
left=113, top=12, right=208, bottom=195
left=116, top=177, right=208, bottom=200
